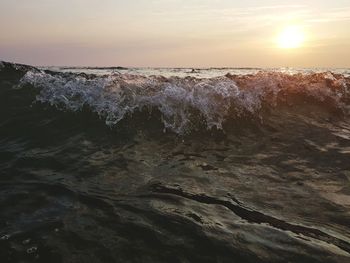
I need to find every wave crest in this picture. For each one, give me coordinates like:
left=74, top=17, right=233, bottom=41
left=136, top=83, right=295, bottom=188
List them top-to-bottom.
left=15, top=67, right=350, bottom=134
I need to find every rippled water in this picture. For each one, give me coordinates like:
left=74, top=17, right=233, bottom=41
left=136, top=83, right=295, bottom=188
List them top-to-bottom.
left=1, top=61, right=350, bottom=262
left=44, top=66, right=350, bottom=78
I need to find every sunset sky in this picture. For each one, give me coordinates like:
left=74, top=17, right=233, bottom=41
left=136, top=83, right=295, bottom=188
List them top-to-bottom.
left=1, top=0, right=350, bottom=67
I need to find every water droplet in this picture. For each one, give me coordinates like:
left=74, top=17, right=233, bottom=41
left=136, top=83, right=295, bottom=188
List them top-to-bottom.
left=0, top=235, right=9, bottom=240
left=27, top=246, right=37, bottom=254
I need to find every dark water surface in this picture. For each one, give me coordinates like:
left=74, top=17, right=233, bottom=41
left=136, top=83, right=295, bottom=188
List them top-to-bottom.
left=1, top=62, right=350, bottom=262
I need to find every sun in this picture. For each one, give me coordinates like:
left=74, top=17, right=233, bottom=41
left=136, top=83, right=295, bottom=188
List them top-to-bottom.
left=277, top=26, right=305, bottom=49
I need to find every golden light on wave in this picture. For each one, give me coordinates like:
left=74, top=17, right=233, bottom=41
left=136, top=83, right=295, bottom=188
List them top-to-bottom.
left=277, top=26, right=305, bottom=49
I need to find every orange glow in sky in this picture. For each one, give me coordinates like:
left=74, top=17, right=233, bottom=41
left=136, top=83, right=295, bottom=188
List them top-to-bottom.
left=0, top=0, right=349, bottom=67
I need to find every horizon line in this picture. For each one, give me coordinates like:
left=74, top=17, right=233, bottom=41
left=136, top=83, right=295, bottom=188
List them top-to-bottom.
left=2, top=60, right=350, bottom=70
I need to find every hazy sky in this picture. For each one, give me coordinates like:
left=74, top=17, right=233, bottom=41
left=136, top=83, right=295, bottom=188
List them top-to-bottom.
left=1, top=0, right=350, bottom=67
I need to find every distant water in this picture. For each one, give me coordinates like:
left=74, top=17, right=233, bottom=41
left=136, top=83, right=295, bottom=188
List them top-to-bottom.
left=1, top=61, right=350, bottom=262
left=45, top=65, right=350, bottom=78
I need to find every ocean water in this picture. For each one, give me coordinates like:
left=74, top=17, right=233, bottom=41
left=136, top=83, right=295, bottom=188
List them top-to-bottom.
left=1, top=61, right=350, bottom=262
left=45, top=66, right=350, bottom=79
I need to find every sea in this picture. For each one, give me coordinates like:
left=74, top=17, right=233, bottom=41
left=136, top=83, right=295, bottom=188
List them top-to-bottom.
left=1, top=61, right=350, bottom=262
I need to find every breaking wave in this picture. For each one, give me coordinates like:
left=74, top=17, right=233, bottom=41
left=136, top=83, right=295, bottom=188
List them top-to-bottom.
left=1, top=61, right=350, bottom=134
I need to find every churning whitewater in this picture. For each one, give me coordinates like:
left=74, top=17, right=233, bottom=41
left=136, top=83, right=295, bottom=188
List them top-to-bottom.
left=17, top=62, right=350, bottom=134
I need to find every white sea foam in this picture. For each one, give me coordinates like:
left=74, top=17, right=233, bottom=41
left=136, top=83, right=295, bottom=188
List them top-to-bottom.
left=20, top=70, right=350, bottom=134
